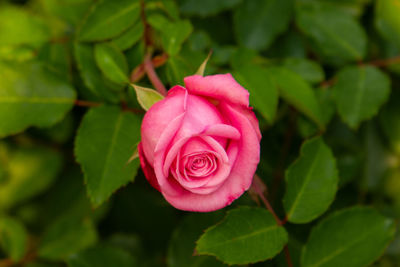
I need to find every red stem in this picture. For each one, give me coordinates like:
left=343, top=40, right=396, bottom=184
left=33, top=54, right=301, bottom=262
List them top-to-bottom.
left=138, top=0, right=168, bottom=96
left=144, top=51, right=168, bottom=96
left=367, top=55, right=400, bottom=67
left=74, top=100, right=101, bottom=107
left=251, top=175, right=293, bottom=267
left=252, top=176, right=282, bottom=225
left=284, top=246, right=294, bottom=267
left=0, top=259, right=14, bottom=267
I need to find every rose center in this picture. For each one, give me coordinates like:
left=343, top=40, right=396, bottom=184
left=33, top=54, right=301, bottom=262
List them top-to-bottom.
left=184, top=152, right=217, bottom=178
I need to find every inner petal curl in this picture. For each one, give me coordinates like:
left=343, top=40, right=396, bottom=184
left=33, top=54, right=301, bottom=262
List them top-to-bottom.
left=184, top=151, right=218, bottom=178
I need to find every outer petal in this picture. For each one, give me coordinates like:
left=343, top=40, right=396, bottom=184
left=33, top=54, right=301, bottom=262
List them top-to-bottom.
left=184, top=74, right=250, bottom=107
left=141, top=85, right=187, bottom=165
left=153, top=94, right=225, bottom=194
left=162, top=102, right=260, bottom=212
left=236, top=106, right=262, bottom=141
left=138, top=142, right=160, bottom=192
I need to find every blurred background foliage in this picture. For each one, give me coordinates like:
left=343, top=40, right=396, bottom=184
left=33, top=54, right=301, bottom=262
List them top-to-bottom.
left=0, top=0, right=400, bottom=266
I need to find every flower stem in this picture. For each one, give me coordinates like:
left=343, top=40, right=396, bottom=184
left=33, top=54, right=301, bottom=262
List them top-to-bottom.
left=138, top=0, right=168, bottom=96
left=143, top=51, right=168, bottom=96
left=367, top=55, right=400, bottom=67
left=74, top=99, right=101, bottom=108
left=251, top=175, right=293, bottom=267
left=252, top=175, right=282, bottom=224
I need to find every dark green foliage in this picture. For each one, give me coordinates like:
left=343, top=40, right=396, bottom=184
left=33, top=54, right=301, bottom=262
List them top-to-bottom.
left=0, top=0, right=399, bottom=266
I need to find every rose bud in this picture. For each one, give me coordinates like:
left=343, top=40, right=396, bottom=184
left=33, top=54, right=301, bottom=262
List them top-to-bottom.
left=138, top=74, right=261, bottom=212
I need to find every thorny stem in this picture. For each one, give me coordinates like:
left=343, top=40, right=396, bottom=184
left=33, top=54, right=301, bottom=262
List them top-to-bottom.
left=75, top=0, right=171, bottom=112
left=138, top=0, right=168, bottom=96
left=140, top=0, right=152, bottom=48
left=143, top=51, right=168, bottom=96
left=130, top=53, right=168, bottom=83
left=365, top=55, right=400, bottom=67
left=74, top=99, right=101, bottom=108
left=251, top=175, right=293, bottom=267
left=251, top=175, right=282, bottom=225
left=283, top=246, right=294, bottom=267
left=0, top=259, right=13, bottom=267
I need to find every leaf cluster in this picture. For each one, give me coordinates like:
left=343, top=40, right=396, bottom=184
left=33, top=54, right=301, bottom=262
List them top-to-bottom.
left=1, top=0, right=400, bottom=266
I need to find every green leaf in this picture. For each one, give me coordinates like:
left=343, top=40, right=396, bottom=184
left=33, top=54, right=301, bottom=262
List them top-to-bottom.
left=41, top=0, right=92, bottom=26
left=77, top=0, right=140, bottom=42
left=162, top=0, right=180, bottom=20
left=180, top=0, right=241, bottom=17
left=233, top=0, right=293, bottom=50
left=318, top=0, right=370, bottom=18
left=375, top=0, right=400, bottom=48
left=295, top=2, right=366, bottom=65
left=0, top=4, right=50, bottom=46
left=148, top=15, right=193, bottom=56
left=112, top=22, right=143, bottom=51
left=266, top=30, right=307, bottom=59
left=188, top=31, right=212, bottom=52
left=126, top=42, right=145, bottom=68
left=37, top=43, right=71, bottom=79
left=73, top=43, right=119, bottom=102
left=94, top=43, right=129, bottom=85
left=0, top=45, right=36, bottom=62
left=230, top=47, right=258, bottom=70
left=195, top=52, right=212, bottom=76
left=166, top=55, right=196, bottom=85
left=282, top=58, right=325, bottom=84
left=0, top=61, right=76, bottom=137
left=233, top=64, right=278, bottom=123
left=333, top=65, right=391, bottom=129
left=269, top=67, right=324, bottom=129
left=131, top=84, right=164, bottom=111
left=297, top=89, right=336, bottom=138
left=380, top=91, right=400, bottom=154
left=75, top=106, right=142, bottom=206
left=363, top=122, right=389, bottom=191
left=283, top=137, right=338, bottom=223
left=0, top=144, right=63, bottom=210
left=33, top=167, right=105, bottom=226
left=301, top=206, right=396, bottom=267
left=196, top=207, right=288, bottom=265
left=168, top=213, right=226, bottom=267
left=0, top=216, right=28, bottom=261
left=38, top=217, right=97, bottom=260
left=67, top=245, right=136, bottom=267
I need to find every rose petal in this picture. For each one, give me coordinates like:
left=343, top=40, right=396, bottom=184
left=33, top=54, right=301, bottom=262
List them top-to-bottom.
left=184, top=74, right=249, bottom=107
left=141, top=85, right=187, bottom=165
left=161, top=94, right=225, bottom=176
left=173, top=94, right=225, bottom=141
left=162, top=102, right=260, bottom=212
left=235, top=105, right=262, bottom=141
left=152, top=113, right=186, bottom=195
left=202, top=124, right=241, bottom=140
left=199, top=136, right=229, bottom=163
left=203, top=140, right=239, bottom=188
left=138, top=142, right=160, bottom=191
left=173, top=151, right=217, bottom=189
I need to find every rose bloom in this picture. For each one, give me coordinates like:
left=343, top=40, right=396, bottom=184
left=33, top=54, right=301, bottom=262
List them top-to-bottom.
left=138, top=74, right=261, bottom=212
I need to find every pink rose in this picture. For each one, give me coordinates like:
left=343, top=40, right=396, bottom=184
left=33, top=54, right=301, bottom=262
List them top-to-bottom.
left=138, top=74, right=261, bottom=212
